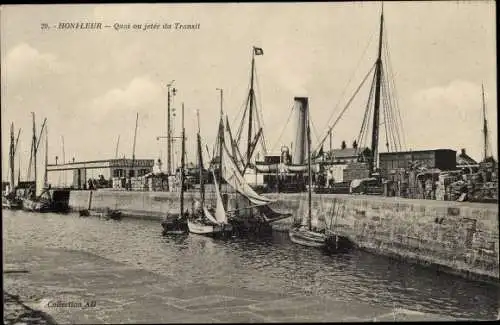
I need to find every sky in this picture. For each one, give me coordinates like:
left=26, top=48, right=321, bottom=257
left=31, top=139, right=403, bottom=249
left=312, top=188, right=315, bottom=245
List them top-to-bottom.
left=1, top=1, right=497, bottom=180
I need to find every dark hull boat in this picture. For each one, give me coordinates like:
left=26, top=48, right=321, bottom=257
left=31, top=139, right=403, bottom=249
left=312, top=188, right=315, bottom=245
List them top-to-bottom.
left=21, top=188, right=70, bottom=213
left=2, top=195, right=23, bottom=210
left=22, top=197, right=51, bottom=213
left=78, top=208, right=121, bottom=220
left=106, top=209, right=122, bottom=220
left=162, top=215, right=188, bottom=235
left=324, top=233, right=356, bottom=253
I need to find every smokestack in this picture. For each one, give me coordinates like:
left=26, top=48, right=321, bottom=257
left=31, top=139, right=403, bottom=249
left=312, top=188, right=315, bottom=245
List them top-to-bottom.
left=292, top=97, right=308, bottom=165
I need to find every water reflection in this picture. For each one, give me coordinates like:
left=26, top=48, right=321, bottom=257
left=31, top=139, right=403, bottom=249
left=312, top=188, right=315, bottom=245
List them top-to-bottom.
left=2, top=210, right=498, bottom=319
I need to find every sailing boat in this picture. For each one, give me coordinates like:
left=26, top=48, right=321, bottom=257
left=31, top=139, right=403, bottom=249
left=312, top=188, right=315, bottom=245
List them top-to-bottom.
left=162, top=103, right=188, bottom=235
left=288, top=106, right=329, bottom=248
left=187, top=109, right=233, bottom=237
left=22, top=113, right=52, bottom=212
left=2, top=123, right=22, bottom=210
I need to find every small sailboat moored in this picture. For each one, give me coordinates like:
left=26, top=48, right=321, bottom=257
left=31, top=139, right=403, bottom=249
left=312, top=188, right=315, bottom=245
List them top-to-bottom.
left=288, top=98, right=329, bottom=248
left=288, top=99, right=353, bottom=252
left=162, top=103, right=188, bottom=235
left=187, top=109, right=233, bottom=237
left=22, top=113, right=53, bottom=213
left=2, top=123, right=23, bottom=210
left=187, top=172, right=233, bottom=237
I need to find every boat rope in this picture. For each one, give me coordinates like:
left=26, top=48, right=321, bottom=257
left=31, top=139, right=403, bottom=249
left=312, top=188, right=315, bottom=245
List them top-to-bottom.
left=383, top=24, right=407, bottom=149
left=317, top=27, right=377, bottom=149
left=382, top=40, right=403, bottom=151
left=381, top=46, right=397, bottom=151
left=234, top=61, right=255, bottom=145
left=315, top=62, right=377, bottom=153
left=254, top=67, right=268, bottom=156
left=356, top=67, right=377, bottom=150
left=381, top=72, right=391, bottom=152
left=270, top=103, right=295, bottom=152
left=310, top=114, right=321, bottom=148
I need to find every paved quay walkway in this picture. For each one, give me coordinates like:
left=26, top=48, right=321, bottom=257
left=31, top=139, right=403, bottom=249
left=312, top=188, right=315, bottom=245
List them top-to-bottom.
left=3, top=246, right=464, bottom=323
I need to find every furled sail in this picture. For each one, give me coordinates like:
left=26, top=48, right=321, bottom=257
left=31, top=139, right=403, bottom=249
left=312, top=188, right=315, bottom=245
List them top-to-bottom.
left=35, top=126, right=47, bottom=198
left=220, top=141, right=274, bottom=206
left=212, top=170, right=227, bottom=224
left=203, top=206, right=221, bottom=225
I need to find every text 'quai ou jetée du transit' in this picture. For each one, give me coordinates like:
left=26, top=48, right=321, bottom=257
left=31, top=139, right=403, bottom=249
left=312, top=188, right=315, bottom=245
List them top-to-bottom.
left=40, top=22, right=201, bottom=31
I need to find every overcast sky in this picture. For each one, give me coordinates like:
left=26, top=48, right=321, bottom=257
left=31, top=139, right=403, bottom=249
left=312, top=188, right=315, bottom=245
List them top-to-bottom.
left=1, top=2, right=497, bottom=179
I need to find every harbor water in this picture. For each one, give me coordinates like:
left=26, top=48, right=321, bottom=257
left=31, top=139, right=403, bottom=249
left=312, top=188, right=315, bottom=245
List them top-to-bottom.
left=3, top=209, right=498, bottom=320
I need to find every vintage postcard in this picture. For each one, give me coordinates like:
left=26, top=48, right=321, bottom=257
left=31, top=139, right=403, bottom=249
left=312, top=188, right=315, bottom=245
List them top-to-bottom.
left=2, top=2, right=498, bottom=324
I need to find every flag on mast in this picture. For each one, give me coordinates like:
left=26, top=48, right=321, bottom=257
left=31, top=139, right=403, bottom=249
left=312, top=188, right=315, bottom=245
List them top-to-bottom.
left=253, top=46, right=264, bottom=56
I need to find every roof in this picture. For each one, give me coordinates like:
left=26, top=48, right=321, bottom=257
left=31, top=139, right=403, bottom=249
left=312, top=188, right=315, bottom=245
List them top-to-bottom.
left=331, top=147, right=369, bottom=159
left=380, top=149, right=456, bottom=156
left=457, top=153, right=477, bottom=166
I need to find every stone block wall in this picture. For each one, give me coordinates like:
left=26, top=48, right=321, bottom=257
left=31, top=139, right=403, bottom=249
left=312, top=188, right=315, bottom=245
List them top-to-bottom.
left=266, top=193, right=499, bottom=282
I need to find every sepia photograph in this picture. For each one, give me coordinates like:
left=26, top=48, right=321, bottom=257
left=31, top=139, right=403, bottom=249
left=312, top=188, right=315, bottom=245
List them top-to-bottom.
left=2, top=1, right=498, bottom=323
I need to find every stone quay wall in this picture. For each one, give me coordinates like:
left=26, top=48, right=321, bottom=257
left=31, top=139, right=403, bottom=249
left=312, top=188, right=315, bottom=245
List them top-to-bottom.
left=68, top=190, right=499, bottom=283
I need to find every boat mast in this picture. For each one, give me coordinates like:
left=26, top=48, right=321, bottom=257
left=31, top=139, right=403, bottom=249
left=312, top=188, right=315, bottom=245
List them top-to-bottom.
left=370, top=5, right=384, bottom=173
left=247, top=50, right=256, bottom=165
left=167, top=81, right=176, bottom=175
left=482, top=83, right=488, bottom=161
left=217, top=88, right=224, bottom=189
left=180, top=103, right=185, bottom=216
left=307, top=107, right=312, bottom=231
left=197, top=109, right=205, bottom=205
left=32, top=112, right=37, bottom=196
left=130, top=112, right=139, bottom=190
left=9, top=123, right=15, bottom=192
left=44, top=124, right=48, bottom=188
left=14, top=128, right=21, bottom=188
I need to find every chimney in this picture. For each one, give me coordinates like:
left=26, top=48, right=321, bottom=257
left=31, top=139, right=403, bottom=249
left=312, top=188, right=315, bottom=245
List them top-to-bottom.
left=292, top=97, right=308, bottom=165
left=461, top=148, right=466, bottom=156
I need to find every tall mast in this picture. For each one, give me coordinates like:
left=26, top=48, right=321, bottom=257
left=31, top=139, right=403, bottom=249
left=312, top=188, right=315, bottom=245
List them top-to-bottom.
left=370, top=6, right=384, bottom=173
left=247, top=50, right=255, bottom=164
left=167, top=81, right=176, bottom=175
left=482, top=83, right=488, bottom=161
left=217, top=88, right=224, bottom=189
left=180, top=103, right=185, bottom=215
left=306, top=107, right=312, bottom=231
left=196, top=109, right=205, bottom=204
left=32, top=112, right=37, bottom=195
left=130, top=112, right=139, bottom=190
left=9, top=123, right=15, bottom=192
left=44, top=124, right=48, bottom=188
left=14, top=128, right=21, bottom=188
left=329, top=129, right=332, bottom=152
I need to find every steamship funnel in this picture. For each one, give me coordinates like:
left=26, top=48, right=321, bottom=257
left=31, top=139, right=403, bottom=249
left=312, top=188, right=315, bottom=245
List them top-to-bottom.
left=292, top=97, right=308, bottom=165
